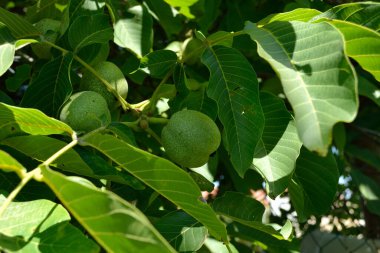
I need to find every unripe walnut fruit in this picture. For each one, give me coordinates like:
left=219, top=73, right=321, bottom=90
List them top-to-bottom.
left=80, top=61, right=128, bottom=108
left=60, top=91, right=111, bottom=132
left=161, top=110, right=221, bottom=168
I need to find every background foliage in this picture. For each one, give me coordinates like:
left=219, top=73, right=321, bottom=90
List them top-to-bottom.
left=0, top=0, right=379, bottom=252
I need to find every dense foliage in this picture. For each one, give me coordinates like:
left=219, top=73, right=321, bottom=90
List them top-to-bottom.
left=0, top=0, right=379, bottom=252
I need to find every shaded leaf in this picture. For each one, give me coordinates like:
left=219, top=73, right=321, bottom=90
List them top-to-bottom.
left=109, top=3, right=153, bottom=57
left=0, top=7, right=40, bottom=39
left=68, top=14, right=113, bottom=52
left=327, top=20, right=380, bottom=82
left=245, top=21, right=358, bottom=155
left=201, top=45, right=265, bottom=177
left=140, top=50, right=177, bottom=78
left=20, top=54, right=73, bottom=117
left=5, top=64, right=31, bottom=92
left=358, top=76, right=380, bottom=107
left=251, top=92, right=302, bottom=197
left=0, top=103, right=73, bottom=140
left=81, top=132, right=228, bottom=241
left=2, top=135, right=144, bottom=189
left=289, top=148, right=339, bottom=221
left=41, top=167, right=176, bottom=253
left=351, top=169, right=380, bottom=216
left=189, top=171, right=214, bottom=192
left=212, top=191, right=287, bottom=239
left=0, top=198, right=99, bottom=253
left=155, top=210, right=207, bottom=252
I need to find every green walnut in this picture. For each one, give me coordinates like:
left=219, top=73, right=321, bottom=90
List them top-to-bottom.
left=80, top=61, right=128, bottom=108
left=60, top=91, right=111, bottom=132
left=161, top=110, right=221, bottom=168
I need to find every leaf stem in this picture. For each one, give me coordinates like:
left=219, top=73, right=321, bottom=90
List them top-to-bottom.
left=43, top=40, right=132, bottom=111
left=144, top=67, right=174, bottom=114
left=148, top=117, right=169, bottom=125
left=145, top=127, right=162, bottom=145
left=42, top=133, right=79, bottom=167
left=0, top=168, right=40, bottom=218
left=225, top=242, right=233, bottom=253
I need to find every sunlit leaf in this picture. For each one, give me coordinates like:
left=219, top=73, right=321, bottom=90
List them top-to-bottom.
left=163, top=0, right=199, bottom=19
left=109, top=3, right=153, bottom=58
left=258, top=8, right=321, bottom=26
left=327, top=20, right=380, bottom=82
left=245, top=21, right=358, bottom=155
left=0, top=24, right=15, bottom=77
left=201, top=45, right=264, bottom=177
left=252, top=92, right=302, bottom=197
left=0, top=103, right=73, bottom=140
left=81, top=132, right=228, bottom=241
left=0, top=150, right=26, bottom=176
left=42, top=167, right=176, bottom=253
left=0, top=198, right=100, bottom=253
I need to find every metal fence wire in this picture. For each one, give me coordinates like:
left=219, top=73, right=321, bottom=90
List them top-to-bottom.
left=301, top=230, right=380, bottom=253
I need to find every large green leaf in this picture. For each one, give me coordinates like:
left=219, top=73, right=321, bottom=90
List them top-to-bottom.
left=313, top=2, right=380, bottom=31
left=108, top=3, right=153, bottom=58
left=0, top=7, right=40, bottom=39
left=68, top=14, right=113, bottom=52
left=327, top=20, right=380, bottom=82
left=245, top=21, right=358, bottom=155
left=0, top=24, right=15, bottom=77
left=201, top=45, right=265, bottom=177
left=140, top=50, right=177, bottom=78
left=20, top=54, right=73, bottom=117
left=357, top=76, right=380, bottom=107
left=252, top=92, right=302, bottom=197
left=0, top=103, right=73, bottom=140
left=81, top=132, right=228, bottom=241
left=2, top=135, right=144, bottom=189
left=289, top=148, right=339, bottom=221
left=0, top=150, right=26, bottom=176
left=41, top=167, right=176, bottom=253
left=351, top=169, right=380, bottom=216
left=211, top=192, right=288, bottom=239
left=0, top=198, right=99, bottom=252
left=155, top=210, right=207, bottom=252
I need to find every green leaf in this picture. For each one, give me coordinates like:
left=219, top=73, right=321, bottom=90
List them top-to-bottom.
left=26, top=0, right=68, bottom=24
left=144, top=0, right=184, bottom=37
left=163, top=0, right=199, bottom=19
left=313, top=2, right=380, bottom=31
left=109, top=3, right=153, bottom=58
left=0, top=7, right=40, bottom=39
left=258, top=8, right=321, bottom=26
left=68, top=14, right=113, bottom=52
left=327, top=20, right=380, bottom=82
left=245, top=21, right=358, bottom=155
left=0, top=24, right=15, bottom=77
left=201, top=45, right=265, bottom=177
left=140, top=50, right=177, bottom=78
left=20, top=54, right=73, bottom=117
left=5, top=64, right=31, bottom=92
left=358, top=76, right=380, bottom=107
left=251, top=92, right=302, bottom=197
left=0, top=103, right=73, bottom=140
left=81, top=132, right=228, bottom=241
left=2, top=135, right=144, bottom=189
left=289, top=148, right=339, bottom=221
left=0, top=150, right=26, bottom=176
left=41, top=167, right=176, bottom=253
left=351, top=169, right=380, bottom=216
left=189, top=171, right=214, bottom=192
left=211, top=191, right=286, bottom=239
left=0, top=198, right=99, bottom=253
left=155, top=210, right=207, bottom=252
left=202, top=238, right=239, bottom=253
